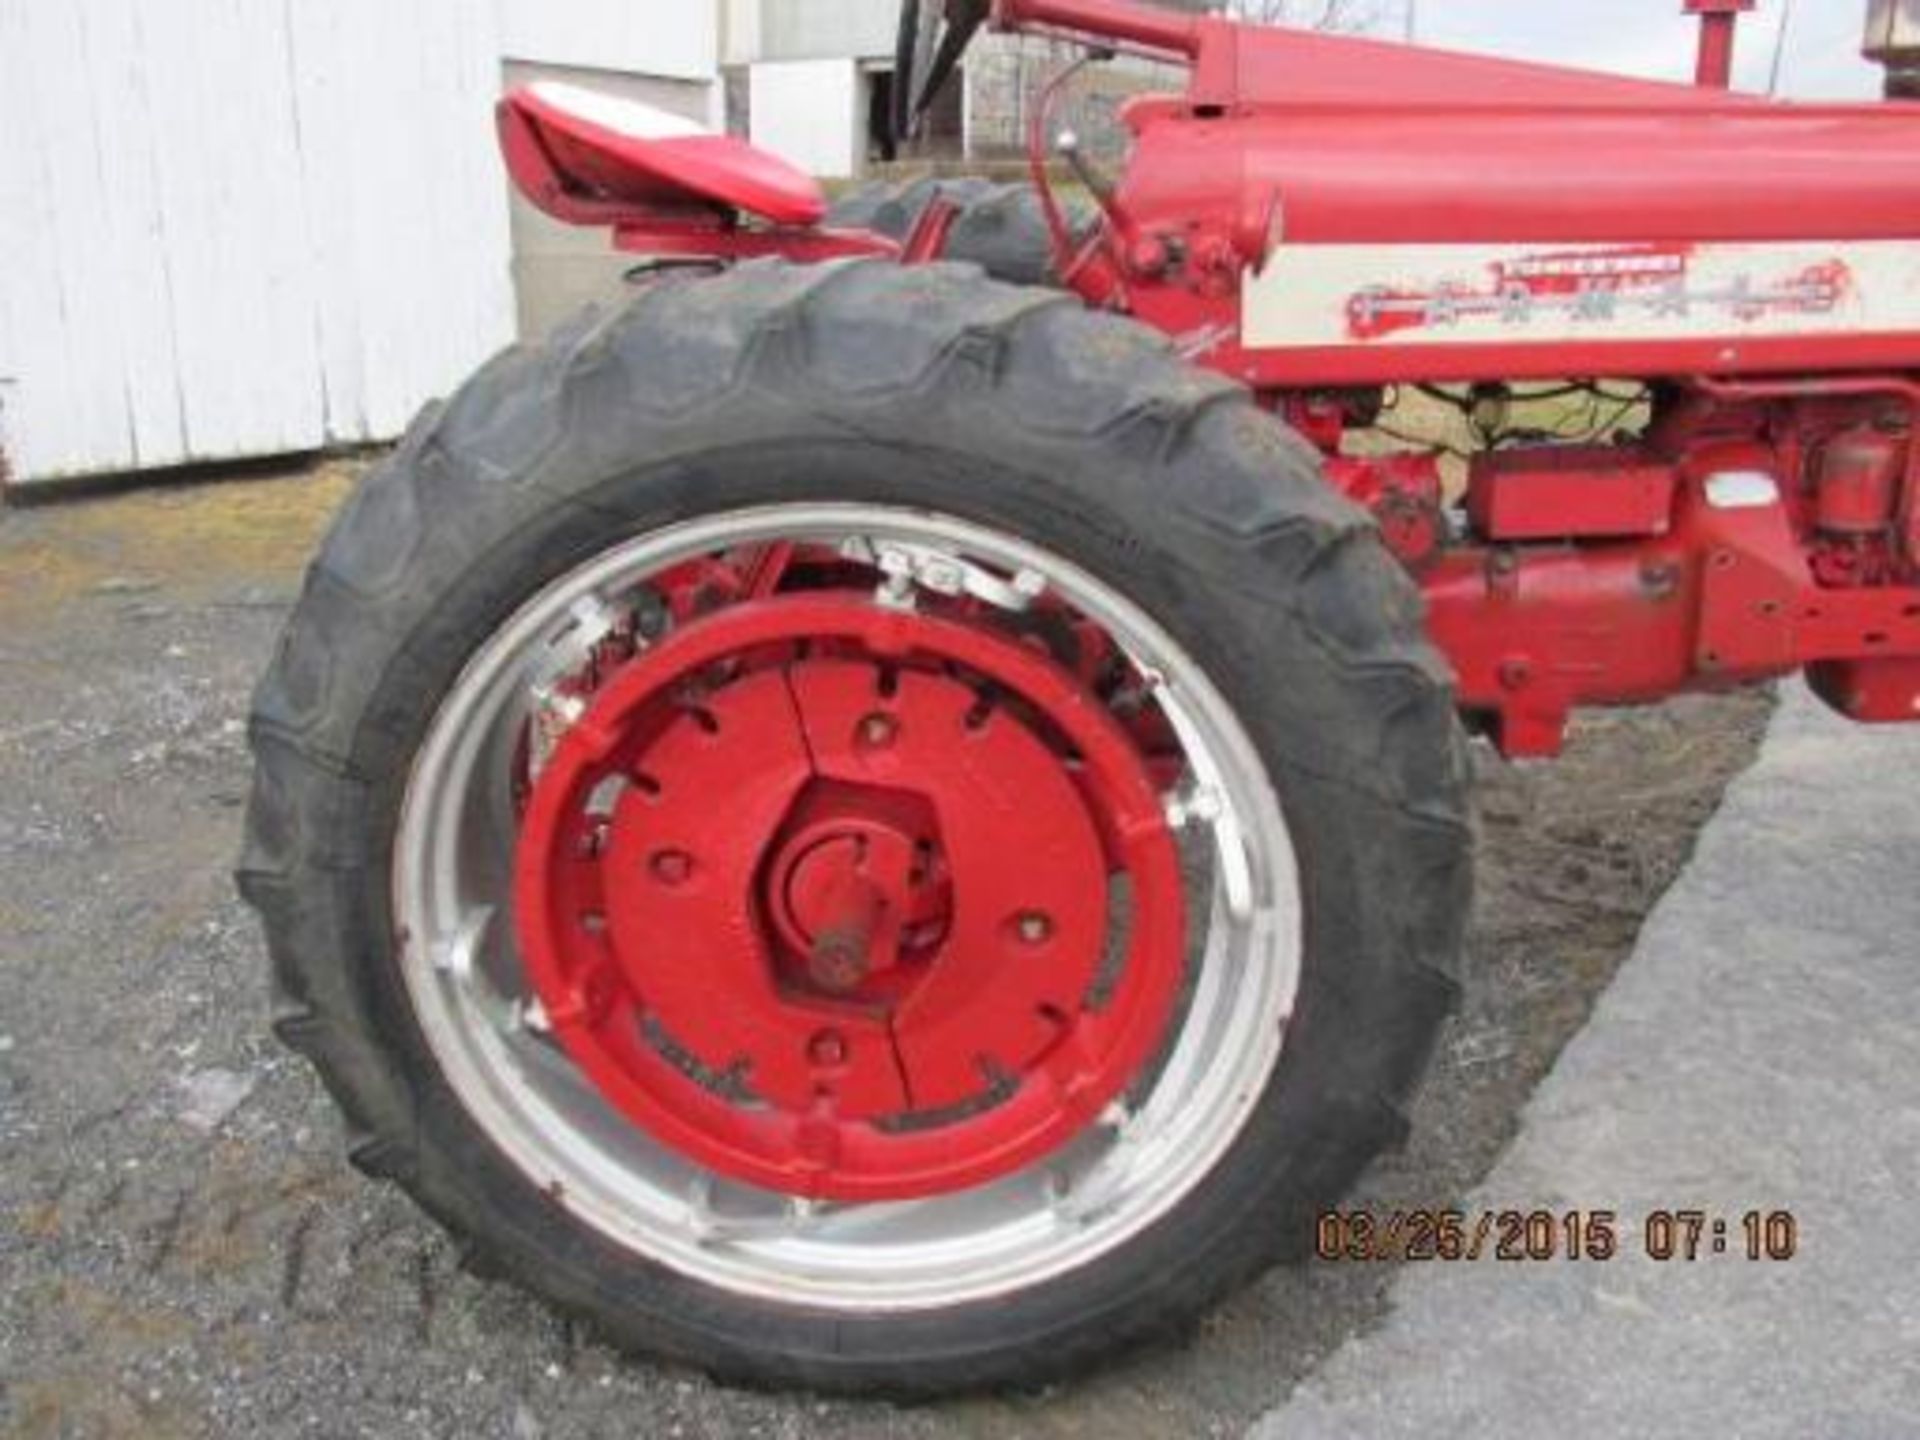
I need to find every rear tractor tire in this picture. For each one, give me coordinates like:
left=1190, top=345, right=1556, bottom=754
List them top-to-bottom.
left=826, top=177, right=1087, bottom=286
left=238, top=260, right=1472, bottom=1396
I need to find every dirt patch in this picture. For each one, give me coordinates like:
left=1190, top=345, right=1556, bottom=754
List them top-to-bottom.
left=0, top=461, right=355, bottom=622
left=0, top=466, right=1769, bottom=1439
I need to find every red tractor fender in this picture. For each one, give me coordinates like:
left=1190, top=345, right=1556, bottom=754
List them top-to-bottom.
left=497, top=82, right=902, bottom=262
left=498, top=82, right=828, bottom=229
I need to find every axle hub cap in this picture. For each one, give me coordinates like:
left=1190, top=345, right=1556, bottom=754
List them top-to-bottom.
left=514, top=596, right=1184, bottom=1201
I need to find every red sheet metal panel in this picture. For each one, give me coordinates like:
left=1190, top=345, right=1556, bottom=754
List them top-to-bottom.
left=1468, top=447, right=1678, bottom=542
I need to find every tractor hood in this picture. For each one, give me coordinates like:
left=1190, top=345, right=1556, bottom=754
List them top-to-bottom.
left=1113, top=23, right=1920, bottom=386
left=1120, top=23, right=1920, bottom=249
left=1122, top=101, right=1920, bottom=251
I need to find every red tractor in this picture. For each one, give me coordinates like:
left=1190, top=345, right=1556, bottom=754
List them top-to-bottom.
left=240, top=0, right=1920, bottom=1394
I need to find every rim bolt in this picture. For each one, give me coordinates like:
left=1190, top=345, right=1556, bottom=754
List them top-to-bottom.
left=857, top=712, right=899, bottom=750
left=649, top=849, right=694, bottom=886
left=1016, top=911, right=1054, bottom=946
left=808, top=1030, right=849, bottom=1068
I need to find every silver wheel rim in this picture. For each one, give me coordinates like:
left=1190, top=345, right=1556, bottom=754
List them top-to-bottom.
left=393, top=504, right=1302, bottom=1312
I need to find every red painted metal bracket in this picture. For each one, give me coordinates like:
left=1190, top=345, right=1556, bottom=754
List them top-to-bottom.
left=610, top=220, right=899, bottom=263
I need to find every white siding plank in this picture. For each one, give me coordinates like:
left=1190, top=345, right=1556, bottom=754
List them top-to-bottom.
left=0, top=0, right=68, bottom=477
left=79, top=0, right=190, bottom=470
left=129, top=0, right=326, bottom=463
left=281, top=0, right=516, bottom=446
left=284, top=0, right=371, bottom=443
left=310, top=0, right=508, bottom=441
left=352, top=0, right=443, bottom=439
left=411, top=0, right=517, bottom=434
left=3, top=1, right=120, bottom=478
left=32, top=1, right=133, bottom=473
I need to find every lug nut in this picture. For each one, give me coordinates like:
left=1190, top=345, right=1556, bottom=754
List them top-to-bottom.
left=857, top=712, right=899, bottom=750
left=649, top=849, right=694, bottom=886
left=1016, top=911, right=1054, bottom=945
left=808, top=1030, right=849, bottom=1068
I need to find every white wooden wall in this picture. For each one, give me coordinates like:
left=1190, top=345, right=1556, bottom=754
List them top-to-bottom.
left=0, top=0, right=717, bottom=487
left=499, top=0, right=716, bottom=83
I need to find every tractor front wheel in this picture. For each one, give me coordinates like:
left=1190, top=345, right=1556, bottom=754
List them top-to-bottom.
left=239, top=261, right=1471, bottom=1395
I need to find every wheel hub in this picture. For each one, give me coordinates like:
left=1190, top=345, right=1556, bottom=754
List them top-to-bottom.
left=513, top=595, right=1185, bottom=1201
left=763, top=779, right=949, bottom=1001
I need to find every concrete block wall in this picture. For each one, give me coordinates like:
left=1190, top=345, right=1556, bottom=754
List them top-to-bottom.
left=964, top=35, right=1187, bottom=164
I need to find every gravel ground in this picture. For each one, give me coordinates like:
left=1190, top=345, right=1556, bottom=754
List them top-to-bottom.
left=0, top=463, right=1770, bottom=1439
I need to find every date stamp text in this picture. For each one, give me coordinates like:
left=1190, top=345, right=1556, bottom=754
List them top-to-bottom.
left=1316, top=1208, right=1799, bottom=1264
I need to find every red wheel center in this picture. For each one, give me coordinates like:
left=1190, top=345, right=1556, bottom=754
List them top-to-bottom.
left=513, top=596, right=1185, bottom=1201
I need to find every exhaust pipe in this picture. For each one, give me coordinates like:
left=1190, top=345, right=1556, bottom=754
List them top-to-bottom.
left=1684, top=0, right=1755, bottom=90
left=1865, top=0, right=1920, bottom=98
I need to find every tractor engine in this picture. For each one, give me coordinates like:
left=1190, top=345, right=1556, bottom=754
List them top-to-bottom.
left=1300, top=387, right=1920, bottom=755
